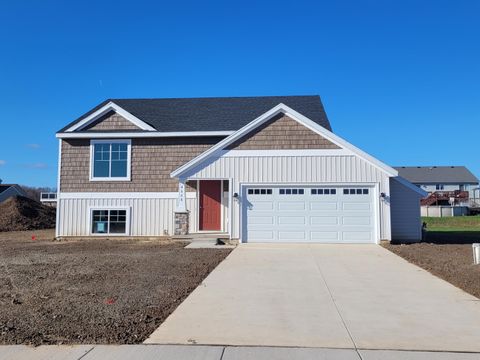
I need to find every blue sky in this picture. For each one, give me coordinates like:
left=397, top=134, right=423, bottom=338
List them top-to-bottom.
left=0, top=0, right=478, bottom=188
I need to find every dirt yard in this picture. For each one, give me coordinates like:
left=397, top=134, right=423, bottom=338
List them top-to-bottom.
left=0, top=229, right=231, bottom=345
left=384, top=231, right=480, bottom=299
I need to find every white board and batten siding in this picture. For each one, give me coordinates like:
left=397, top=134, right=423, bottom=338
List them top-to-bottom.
left=183, top=154, right=392, bottom=241
left=390, top=177, right=423, bottom=241
left=57, top=194, right=197, bottom=237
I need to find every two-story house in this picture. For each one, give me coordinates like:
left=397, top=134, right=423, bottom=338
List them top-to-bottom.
left=55, top=96, right=426, bottom=243
left=395, top=166, right=480, bottom=205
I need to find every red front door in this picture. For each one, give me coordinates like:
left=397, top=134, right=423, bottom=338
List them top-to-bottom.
left=199, top=180, right=222, bottom=231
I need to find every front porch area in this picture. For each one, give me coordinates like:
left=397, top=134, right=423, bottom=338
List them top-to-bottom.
left=174, top=179, right=232, bottom=237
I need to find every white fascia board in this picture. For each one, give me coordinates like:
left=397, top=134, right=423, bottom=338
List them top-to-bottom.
left=64, top=102, right=156, bottom=132
left=171, top=103, right=398, bottom=178
left=56, top=130, right=234, bottom=139
left=394, top=176, right=429, bottom=197
left=58, top=192, right=197, bottom=199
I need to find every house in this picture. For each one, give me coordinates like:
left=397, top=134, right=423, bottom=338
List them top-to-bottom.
left=55, top=96, right=426, bottom=243
left=394, top=166, right=480, bottom=206
left=0, top=184, right=27, bottom=203
left=40, top=192, right=57, bottom=207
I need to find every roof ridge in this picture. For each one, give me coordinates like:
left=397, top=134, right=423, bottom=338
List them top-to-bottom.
left=110, top=95, right=320, bottom=101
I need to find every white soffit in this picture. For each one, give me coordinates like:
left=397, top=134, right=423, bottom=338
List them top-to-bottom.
left=56, top=130, right=234, bottom=139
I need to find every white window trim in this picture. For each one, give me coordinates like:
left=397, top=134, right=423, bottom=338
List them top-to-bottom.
left=89, top=139, right=132, bottom=181
left=88, top=206, right=131, bottom=236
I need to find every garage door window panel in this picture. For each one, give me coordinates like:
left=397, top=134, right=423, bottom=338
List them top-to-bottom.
left=248, top=188, right=273, bottom=195
left=279, top=188, right=304, bottom=195
left=311, top=189, right=336, bottom=195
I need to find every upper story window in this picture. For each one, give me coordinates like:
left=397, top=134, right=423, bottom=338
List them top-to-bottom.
left=90, top=140, right=131, bottom=181
left=436, top=184, right=444, bottom=190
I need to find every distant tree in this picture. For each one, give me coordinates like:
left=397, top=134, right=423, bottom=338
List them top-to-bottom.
left=20, top=185, right=56, bottom=202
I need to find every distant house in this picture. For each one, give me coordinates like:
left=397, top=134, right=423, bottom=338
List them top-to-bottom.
left=394, top=166, right=480, bottom=205
left=0, top=184, right=27, bottom=203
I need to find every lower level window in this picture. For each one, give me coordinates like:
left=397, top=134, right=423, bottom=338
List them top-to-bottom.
left=92, top=209, right=127, bottom=234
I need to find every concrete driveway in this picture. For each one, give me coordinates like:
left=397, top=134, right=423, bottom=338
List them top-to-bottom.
left=146, top=244, right=480, bottom=352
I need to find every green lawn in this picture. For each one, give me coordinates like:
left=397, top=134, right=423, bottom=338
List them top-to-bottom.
left=422, top=216, right=480, bottom=232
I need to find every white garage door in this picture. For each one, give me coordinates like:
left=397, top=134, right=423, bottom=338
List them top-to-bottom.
left=244, top=185, right=376, bottom=243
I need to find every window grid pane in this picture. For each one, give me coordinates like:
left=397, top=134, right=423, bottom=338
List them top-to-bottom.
left=93, top=142, right=128, bottom=178
left=92, top=209, right=127, bottom=234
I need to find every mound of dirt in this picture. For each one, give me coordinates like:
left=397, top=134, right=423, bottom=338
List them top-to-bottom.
left=0, top=196, right=55, bottom=232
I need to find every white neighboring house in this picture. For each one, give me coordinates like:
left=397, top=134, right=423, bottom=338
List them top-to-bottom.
left=55, top=96, right=427, bottom=243
left=394, top=166, right=480, bottom=206
left=0, top=184, right=27, bottom=203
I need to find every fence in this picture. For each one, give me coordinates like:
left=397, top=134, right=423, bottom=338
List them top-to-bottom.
left=421, top=206, right=469, bottom=217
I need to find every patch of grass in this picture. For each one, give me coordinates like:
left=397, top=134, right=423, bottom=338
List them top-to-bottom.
left=422, top=216, right=480, bottom=232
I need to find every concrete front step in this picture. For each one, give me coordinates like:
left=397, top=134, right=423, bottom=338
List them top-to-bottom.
left=172, top=233, right=230, bottom=240
left=185, top=240, right=236, bottom=249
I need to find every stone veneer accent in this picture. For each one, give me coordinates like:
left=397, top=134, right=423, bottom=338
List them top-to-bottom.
left=83, top=111, right=141, bottom=131
left=227, top=114, right=340, bottom=150
left=60, top=137, right=223, bottom=192
left=174, top=211, right=189, bottom=235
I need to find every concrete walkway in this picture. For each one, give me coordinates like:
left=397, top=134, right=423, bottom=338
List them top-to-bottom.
left=146, top=244, right=480, bottom=352
left=0, top=345, right=479, bottom=360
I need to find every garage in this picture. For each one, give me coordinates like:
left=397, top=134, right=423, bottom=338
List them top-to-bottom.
left=243, top=185, right=376, bottom=243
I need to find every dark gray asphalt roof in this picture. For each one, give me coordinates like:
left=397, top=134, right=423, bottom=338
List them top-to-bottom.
left=58, top=96, right=332, bottom=133
left=394, top=166, right=479, bottom=184
left=0, top=184, right=21, bottom=194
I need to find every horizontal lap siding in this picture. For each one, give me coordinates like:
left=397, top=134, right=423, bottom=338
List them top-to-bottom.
left=185, top=155, right=391, bottom=240
left=58, top=197, right=197, bottom=237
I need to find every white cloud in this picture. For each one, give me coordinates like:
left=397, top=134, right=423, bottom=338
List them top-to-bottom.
left=0, top=160, right=5, bottom=166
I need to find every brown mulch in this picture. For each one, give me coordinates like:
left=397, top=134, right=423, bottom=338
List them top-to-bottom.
left=0, top=196, right=56, bottom=232
left=0, top=229, right=231, bottom=345
left=383, top=234, right=480, bottom=299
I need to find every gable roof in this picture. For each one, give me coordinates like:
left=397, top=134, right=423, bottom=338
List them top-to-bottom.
left=58, top=96, right=331, bottom=133
left=171, top=103, right=398, bottom=178
left=394, top=166, right=479, bottom=184
left=0, top=184, right=25, bottom=195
